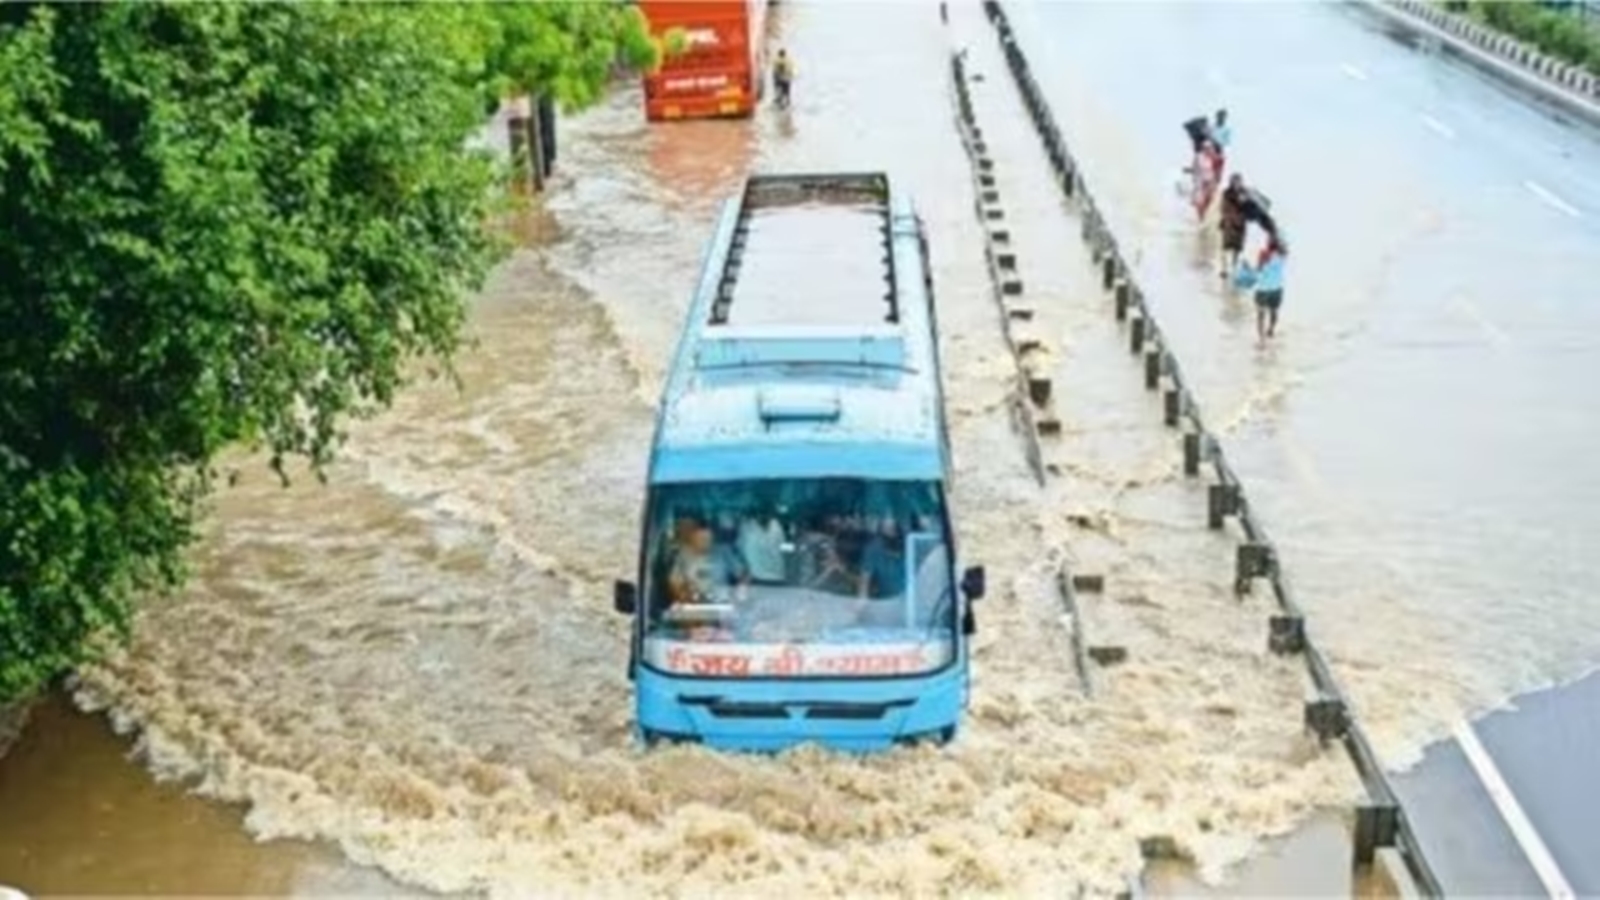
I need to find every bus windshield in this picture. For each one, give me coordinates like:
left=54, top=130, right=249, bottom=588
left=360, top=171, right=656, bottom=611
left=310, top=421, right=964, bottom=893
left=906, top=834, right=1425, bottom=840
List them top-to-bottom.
left=639, top=477, right=957, bottom=679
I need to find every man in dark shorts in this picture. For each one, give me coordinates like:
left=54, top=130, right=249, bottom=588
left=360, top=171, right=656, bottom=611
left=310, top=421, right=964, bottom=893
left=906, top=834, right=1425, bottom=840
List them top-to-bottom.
left=772, top=48, right=794, bottom=110
left=1219, top=173, right=1248, bottom=279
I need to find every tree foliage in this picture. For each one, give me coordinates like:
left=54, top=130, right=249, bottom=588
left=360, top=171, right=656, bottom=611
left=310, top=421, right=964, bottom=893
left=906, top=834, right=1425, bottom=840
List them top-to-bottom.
left=1463, top=1, right=1600, bottom=73
left=0, top=2, right=653, bottom=701
left=421, top=2, right=659, bottom=112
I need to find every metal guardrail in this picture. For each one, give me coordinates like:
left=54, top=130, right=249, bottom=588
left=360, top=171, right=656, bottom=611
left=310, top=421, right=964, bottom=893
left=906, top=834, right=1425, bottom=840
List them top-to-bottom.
left=1368, top=0, right=1600, bottom=130
left=1382, top=0, right=1600, bottom=98
left=965, top=1, right=1448, bottom=894
left=948, top=50, right=1054, bottom=488
left=949, top=51, right=1113, bottom=707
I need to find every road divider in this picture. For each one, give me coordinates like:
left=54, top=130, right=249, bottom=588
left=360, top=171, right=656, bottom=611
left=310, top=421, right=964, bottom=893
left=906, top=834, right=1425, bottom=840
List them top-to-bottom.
left=970, top=1, right=1448, bottom=894
left=949, top=48, right=1145, bottom=894
left=949, top=50, right=1054, bottom=486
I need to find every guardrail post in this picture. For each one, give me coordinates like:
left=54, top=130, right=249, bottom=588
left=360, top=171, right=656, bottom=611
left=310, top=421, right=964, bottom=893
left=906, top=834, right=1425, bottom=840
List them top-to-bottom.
left=1101, top=253, right=1117, bottom=291
left=1114, top=280, right=1130, bottom=321
left=1129, top=314, right=1145, bottom=354
left=1143, top=343, right=1162, bottom=390
left=1028, top=376, right=1052, bottom=407
left=1163, top=384, right=1182, bottom=428
left=1182, top=430, right=1202, bottom=476
left=1207, top=482, right=1239, bottom=530
left=1235, top=542, right=1274, bottom=596
left=1268, top=614, right=1306, bottom=655
left=1088, top=646, right=1128, bottom=666
left=1305, top=696, right=1350, bottom=743
left=1352, top=804, right=1399, bottom=869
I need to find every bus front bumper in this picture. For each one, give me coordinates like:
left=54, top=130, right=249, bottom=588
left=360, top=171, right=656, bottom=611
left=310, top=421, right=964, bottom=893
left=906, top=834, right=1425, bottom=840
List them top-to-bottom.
left=634, top=666, right=967, bottom=753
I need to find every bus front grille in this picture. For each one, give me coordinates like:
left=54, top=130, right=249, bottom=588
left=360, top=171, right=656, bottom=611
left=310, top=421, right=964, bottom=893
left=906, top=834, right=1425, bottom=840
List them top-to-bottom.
left=679, top=695, right=914, bottom=721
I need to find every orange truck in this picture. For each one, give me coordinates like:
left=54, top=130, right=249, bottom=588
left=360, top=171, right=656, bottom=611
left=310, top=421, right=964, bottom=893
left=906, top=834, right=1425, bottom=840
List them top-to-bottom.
left=639, top=0, right=771, bottom=121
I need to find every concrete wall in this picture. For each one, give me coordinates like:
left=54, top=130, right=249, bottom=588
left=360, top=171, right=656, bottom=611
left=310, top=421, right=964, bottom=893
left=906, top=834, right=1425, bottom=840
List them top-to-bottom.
left=1362, top=0, right=1600, bottom=127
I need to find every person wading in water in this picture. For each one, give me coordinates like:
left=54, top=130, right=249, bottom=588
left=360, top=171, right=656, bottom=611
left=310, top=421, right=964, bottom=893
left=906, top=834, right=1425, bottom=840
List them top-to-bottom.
left=773, top=48, right=795, bottom=110
left=1190, top=137, right=1223, bottom=221
left=1219, top=173, right=1249, bottom=279
left=1252, top=234, right=1288, bottom=342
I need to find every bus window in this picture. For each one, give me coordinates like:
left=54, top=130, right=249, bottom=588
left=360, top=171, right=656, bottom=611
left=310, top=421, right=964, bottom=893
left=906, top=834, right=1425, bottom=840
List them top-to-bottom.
left=639, top=478, right=957, bottom=678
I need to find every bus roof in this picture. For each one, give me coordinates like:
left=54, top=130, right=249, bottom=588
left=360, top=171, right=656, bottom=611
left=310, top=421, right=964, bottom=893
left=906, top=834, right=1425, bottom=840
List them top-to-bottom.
left=650, top=173, right=947, bottom=484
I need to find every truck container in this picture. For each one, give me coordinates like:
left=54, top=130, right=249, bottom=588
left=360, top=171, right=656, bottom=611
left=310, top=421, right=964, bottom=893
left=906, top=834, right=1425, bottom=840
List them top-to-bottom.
left=639, top=0, right=770, bottom=121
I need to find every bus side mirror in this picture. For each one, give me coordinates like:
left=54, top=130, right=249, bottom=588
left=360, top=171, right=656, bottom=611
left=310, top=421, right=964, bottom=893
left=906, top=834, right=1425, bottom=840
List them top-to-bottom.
left=961, top=565, right=986, bottom=600
left=613, top=580, right=637, bottom=615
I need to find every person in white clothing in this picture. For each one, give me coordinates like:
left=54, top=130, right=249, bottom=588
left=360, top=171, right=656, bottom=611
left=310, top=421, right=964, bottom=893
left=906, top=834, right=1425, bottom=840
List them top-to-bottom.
left=738, top=509, right=787, bottom=584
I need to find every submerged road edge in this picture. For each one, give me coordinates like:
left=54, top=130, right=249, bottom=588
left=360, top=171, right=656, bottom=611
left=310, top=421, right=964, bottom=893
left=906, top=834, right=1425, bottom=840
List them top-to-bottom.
left=975, top=1, right=1449, bottom=894
left=1453, top=721, right=1577, bottom=899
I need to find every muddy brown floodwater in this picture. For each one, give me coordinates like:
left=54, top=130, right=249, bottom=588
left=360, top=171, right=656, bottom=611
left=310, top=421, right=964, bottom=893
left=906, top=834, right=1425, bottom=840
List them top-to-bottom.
left=0, top=2, right=1375, bottom=897
left=0, top=696, right=423, bottom=896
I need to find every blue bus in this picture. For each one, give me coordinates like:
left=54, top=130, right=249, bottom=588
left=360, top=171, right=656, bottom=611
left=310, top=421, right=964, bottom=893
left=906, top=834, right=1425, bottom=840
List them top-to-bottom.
left=612, top=172, right=986, bottom=753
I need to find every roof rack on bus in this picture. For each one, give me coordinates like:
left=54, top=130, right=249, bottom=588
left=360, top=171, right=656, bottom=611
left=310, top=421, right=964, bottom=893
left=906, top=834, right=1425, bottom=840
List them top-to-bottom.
left=708, top=173, right=899, bottom=329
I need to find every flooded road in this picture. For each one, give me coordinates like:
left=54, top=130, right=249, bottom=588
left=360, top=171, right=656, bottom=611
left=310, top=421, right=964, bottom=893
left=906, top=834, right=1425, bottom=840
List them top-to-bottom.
left=1005, top=0, right=1600, bottom=769
left=0, top=1, right=1401, bottom=896
left=0, top=696, right=420, bottom=895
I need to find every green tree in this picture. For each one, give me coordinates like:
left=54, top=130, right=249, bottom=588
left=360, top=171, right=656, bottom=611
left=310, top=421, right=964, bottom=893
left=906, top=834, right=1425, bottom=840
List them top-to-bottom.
left=0, top=1, right=653, bottom=701
left=1466, top=1, right=1600, bottom=73
left=417, top=2, right=660, bottom=113
left=485, top=4, right=659, bottom=107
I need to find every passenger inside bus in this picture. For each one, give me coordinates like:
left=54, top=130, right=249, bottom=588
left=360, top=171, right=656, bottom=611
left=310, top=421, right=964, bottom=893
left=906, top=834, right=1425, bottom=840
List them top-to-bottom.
left=737, top=507, right=786, bottom=584
left=861, top=518, right=906, bottom=598
left=665, top=522, right=747, bottom=606
left=808, top=529, right=867, bottom=596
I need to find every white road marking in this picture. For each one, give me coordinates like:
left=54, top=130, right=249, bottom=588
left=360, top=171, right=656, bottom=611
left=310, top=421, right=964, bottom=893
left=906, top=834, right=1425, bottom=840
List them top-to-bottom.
left=1341, top=62, right=1369, bottom=81
left=1420, top=114, right=1456, bottom=140
left=1524, top=180, right=1582, bottom=218
left=1454, top=296, right=1510, bottom=348
left=1454, top=721, right=1577, bottom=900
